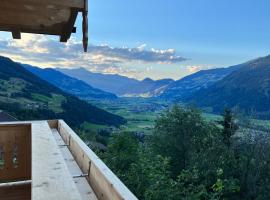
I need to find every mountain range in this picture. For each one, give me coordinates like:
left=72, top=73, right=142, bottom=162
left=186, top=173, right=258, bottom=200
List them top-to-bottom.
left=3, top=53, right=270, bottom=120
left=54, top=55, right=270, bottom=118
left=184, top=55, right=270, bottom=118
left=0, top=56, right=125, bottom=127
left=23, top=64, right=117, bottom=100
left=56, top=65, right=241, bottom=100
left=160, top=65, right=241, bottom=100
left=58, top=68, right=174, bottom=97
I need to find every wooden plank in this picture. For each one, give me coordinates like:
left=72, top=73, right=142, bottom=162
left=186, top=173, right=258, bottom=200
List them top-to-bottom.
left=0, top=0, right=87, bottom=47
left=1, top=0, right=84, bottom=10
left=0, top=2, right=80, bottom=39
left=0, top=9, right=71, bottom=27
left=0, top=25, right=62, bottom=36
left=0, top=120, right=136, bottom=200
left=58, top=120, right=138, bottom=200
left=31, top=121, right=82, bottom=200
left=0, top=125, right=31, bottom=181
left=52, top=129, right=98, bottom=200
left=0, top=183, right=31, bottom=200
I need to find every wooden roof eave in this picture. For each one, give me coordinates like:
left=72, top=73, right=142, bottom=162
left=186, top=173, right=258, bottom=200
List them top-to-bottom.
left=0, top=0, right=88, bottom=52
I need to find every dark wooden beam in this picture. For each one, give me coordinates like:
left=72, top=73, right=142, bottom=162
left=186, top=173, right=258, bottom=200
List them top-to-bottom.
left=1, top=0, right=84, bottom=10
left=82, top=0, right=88, bottom=52
left=60, top=9, right=78, bottom=42
left=72, top=27, right=76, bottom=33
left=12, top=30, right=21, bottom=39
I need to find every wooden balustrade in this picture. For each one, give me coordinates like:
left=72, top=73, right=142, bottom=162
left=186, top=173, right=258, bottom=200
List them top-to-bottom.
left=0, top=120, right=137, bottom=200
left=48, top=120, right=138, bottom=200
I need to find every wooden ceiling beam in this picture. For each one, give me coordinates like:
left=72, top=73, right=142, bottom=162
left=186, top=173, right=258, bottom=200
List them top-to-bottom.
left=0, top=0, right=88, bottom=51
left=1, top=0, right=84, bottom=10
left=60, top=9, right=78, bottom=42
left=0, top=10, right=70, bottom=23
left=0, top=25, right=61, bottom=36
left=12, top=30, right=21, bottom=39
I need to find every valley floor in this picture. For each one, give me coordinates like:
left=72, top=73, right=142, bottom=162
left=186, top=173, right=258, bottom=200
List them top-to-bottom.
left=86, top=98, right=270, bottom=139
left=87, top=98, right=168, bottom=135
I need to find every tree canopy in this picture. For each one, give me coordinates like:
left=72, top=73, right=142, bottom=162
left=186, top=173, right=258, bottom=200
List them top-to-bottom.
left=103, top=105, right=270, bottom=200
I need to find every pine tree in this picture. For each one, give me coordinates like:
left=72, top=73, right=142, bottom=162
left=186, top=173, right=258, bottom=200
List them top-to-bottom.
left=222, top=109, right=238, bottom=148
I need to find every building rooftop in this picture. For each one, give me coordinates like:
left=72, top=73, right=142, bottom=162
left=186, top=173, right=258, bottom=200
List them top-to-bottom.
left=0, top=111, right=17, bottom=122
left=0, top=120, right=137, bottom=200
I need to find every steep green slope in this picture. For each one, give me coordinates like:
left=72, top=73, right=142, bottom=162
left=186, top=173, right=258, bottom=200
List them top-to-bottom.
left=186, top=55, right=270, bottom=118
left=0, top=56, right=126, bottom=127
left=160, top=65, right=241, bottom=100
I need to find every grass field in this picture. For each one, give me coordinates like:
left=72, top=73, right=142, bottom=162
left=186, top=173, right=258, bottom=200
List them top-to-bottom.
left=0, top=78, right=67, bottom=113
left=31, top=93, right=66, bottom=113
left=86, top=97, right=270, bottom=136
left=87, top=98, right=168, bottom=135
left=202, top=112, right=223, bottom=122
left=81, top=122, right=108, bottom=132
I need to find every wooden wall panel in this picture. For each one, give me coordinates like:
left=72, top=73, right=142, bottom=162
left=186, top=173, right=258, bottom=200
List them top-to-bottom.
left=0, top=125, right=31, bottom=181
left=0, top=184, right=31, bottom=200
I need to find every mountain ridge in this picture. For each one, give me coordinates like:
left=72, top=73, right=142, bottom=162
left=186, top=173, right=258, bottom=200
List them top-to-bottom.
left=183, top=54, right=270, bottom=118
left=0, top=56, right=125, bottom=127
left=23, top=64, right=117, bottom=100
left=160, top=64, right=242, bottom=100
left=58, top=67, right=174, bottom=97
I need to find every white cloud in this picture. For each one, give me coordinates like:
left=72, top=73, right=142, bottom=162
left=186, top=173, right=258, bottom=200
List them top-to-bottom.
left=0, top=34, right=187, bottom=77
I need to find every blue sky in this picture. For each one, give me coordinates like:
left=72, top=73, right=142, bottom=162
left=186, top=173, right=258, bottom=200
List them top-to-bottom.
left=1, top=0, right=270, bottom=80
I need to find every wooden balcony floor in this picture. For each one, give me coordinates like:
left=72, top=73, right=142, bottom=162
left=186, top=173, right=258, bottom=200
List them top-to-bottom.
left=52, top=128, right=98, bottom=200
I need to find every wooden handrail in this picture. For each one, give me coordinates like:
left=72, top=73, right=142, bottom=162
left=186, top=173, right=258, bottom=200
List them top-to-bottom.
left=57, top=120, right=138, bottom=200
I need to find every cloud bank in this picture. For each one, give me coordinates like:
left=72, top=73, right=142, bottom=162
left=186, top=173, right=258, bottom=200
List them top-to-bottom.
left=0, top=34, right=187, bottom=78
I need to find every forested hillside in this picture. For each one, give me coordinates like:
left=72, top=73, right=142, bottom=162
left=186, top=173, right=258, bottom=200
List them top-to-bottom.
left=185, top=55, right=270, bottom=119
left=0, top=56, right=125, bottom=127
left=160, top=65, right=241, bottom=100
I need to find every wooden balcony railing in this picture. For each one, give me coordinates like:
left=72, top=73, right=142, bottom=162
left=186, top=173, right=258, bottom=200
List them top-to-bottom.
left=0, top=120, right=137, bottom=200
left=49, top=120, right=138, bottom=200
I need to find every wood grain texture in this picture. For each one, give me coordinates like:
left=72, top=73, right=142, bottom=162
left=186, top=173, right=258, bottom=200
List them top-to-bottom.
left=0, top=0, right=84, bottom=41
left=0, top=120, right=136, bottom=200
left=58, top=120, right=138, bottom=200
left=31, top=121, right=82, bottom=200
left=0, top=124, right=31, bottom=181
left=52, top=129, right=98, bottom=200
left=0, top=184, right=31, bottom=200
